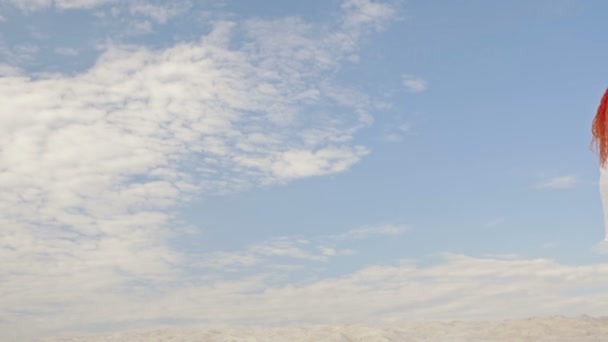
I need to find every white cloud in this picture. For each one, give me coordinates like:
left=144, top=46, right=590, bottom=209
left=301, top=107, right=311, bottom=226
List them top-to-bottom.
left=3, top=0, right=51, bottom=10
left=4, top=0, right=116, bottom=10
left=55, top=0, right=116, bottom=8
left=341, top=0, right=397, bottom=31
left=129, top=1, right=191, bottom=23
left=0, top=2, right=398, bottom=339
left=126, top=19, right=153, bottom=35
left=0, top=39, right=41, bottom=67
left=10, top=43, right=39, bottom=62
left=54, top=47, right=79, bottom=56
left=0, top=63, right=21, bottom=76
left=402, top=74, right=428, bottom=93
left=373, top=100, right=393, bottom=110
left=385, top=123, right=413, bottom=142
left=399, top=123, right=411, bottom=132
left=385, top=133, right=403, bottom=142
left=271, top=146, right=369, bottom=180
left=535, top=175, right=578, bottom=189
left=8, top=214, right=608, bottom=341
left=484, top=218, right=505, bottom=228
left=194, top=220, right=414, bottom=274
left=194, top=222, right=409, bottom=272
left=333, top=224, right=410, bottom=239
left=197, top=232, right=361, bottom=270
left=249, top=237, right=329, bottom=262
left=593, top=240, right=608, bottom=254
left=542, top=241, right=557, bottom=249
left=320, top=247, right=337, bottom=256
left=198, top=251, right=261, bottom=269
left=32, top=254, right=608, bottom=342
left=36, top=318, right=608, bottom=341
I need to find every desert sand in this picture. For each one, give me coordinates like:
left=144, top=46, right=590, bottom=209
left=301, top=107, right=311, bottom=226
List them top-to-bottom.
left=39, top=316, right=608, bottom=341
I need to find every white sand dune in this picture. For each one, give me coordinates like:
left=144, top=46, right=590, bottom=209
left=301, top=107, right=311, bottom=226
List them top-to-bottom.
left=39, top=316, right=608, bottom=341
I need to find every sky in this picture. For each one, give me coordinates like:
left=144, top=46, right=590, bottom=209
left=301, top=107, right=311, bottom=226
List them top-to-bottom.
left=3, top=0, right=608, bottom=340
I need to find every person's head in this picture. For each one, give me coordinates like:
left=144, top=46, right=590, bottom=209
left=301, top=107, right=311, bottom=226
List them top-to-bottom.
left=592, top=88, right=608, bottom=167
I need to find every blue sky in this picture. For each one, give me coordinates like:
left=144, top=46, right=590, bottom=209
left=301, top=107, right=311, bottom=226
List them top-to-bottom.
left=3, top=0, right=608, bottom=340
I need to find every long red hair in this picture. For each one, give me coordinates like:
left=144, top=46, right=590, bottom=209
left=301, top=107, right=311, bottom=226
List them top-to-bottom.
left=592, top=88, right=608, bottom=167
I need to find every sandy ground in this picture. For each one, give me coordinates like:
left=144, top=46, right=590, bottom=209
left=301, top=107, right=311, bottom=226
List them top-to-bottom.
left=38, top=316, right=608, bottom=341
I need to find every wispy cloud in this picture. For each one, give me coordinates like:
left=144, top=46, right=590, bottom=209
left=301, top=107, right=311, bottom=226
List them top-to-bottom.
left=5, top=0, right=117, bottom=10
left=341, top=0, right=397, bottom=31
left=129, top=1, right=192, bottom=23
left=0, top=42, right=40, bottom=65
left=54, top=47, right=79, bottom=56
left=402, top=74, right=428, bottom=93
left=385, top=122, right=413, bottom=142
left=398, top=123, right=411, bottom=133
left=385, top=133, right=403, bottom=142
left=535, top=175, right=578, bottom=189
left=484, top=218, right=505, bottom=228
left=196, top=224, right=399, bottom=270
left=332, top=224, right=410, bottom=239
left=250, top=237, right=329, bottom=262
left=592, top=240, right=608, bottom=254
left=542, top=241, right=558, bottom=249
left=197, top=251, right=261, bottom=269
left=35, top=254, right=608, bottom=342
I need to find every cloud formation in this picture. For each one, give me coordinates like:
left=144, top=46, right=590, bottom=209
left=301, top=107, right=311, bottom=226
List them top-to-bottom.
left=3, top=0, right=116, bottom=10
left=0, top=1, right=400, bottom=340
left=129, top=1, right=192, bottom=23
left=402, top=74, right=428, bottom=93
left=385, top=122, right=413, bottom=142
left=535, top=175, right=578, bottom=189
left=195, top=222, right=406, bottom=270
left=332, top=223, right=410, bottom=239
left=26, top=253, right=608, bottom=341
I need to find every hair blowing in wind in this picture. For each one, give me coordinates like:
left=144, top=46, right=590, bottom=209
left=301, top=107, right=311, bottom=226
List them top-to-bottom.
left=592, top=88, right=608, bottom=167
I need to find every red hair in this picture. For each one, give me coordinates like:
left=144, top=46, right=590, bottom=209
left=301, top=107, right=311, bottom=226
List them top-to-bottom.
left=592, top=88, right=608, bottom=167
